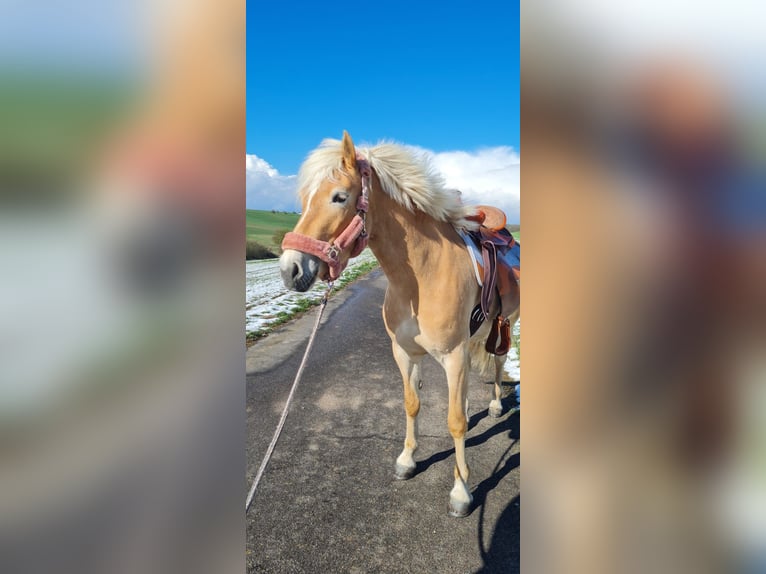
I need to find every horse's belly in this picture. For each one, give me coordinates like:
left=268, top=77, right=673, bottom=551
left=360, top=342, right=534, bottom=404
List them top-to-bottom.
left=383, top=283, right=476, bottom=356
left=389, top=319, right=469, bottom=361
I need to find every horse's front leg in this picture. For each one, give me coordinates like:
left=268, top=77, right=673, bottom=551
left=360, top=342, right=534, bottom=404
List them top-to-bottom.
left=391, top=341, right=422, bottom=480
left=444, top=345, right=472, bottom=517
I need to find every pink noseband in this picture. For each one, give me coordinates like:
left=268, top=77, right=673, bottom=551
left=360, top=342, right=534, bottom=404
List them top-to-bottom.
left=281, top=155, right=371, bottom=281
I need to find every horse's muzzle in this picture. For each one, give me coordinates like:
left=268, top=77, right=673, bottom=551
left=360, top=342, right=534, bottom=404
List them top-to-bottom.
left=279, top=249, right=321, bottom=292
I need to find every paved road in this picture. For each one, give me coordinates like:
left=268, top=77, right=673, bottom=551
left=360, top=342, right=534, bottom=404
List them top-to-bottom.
left=246, top=270, right=519, bottom=573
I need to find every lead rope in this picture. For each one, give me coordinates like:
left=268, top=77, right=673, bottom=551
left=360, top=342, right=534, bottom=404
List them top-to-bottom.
left=245, top=281, right=334, bottom=512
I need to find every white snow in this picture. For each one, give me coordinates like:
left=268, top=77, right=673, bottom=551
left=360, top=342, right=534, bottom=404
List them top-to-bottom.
left=246, top=250, right=377, bottom=334
left=245, top=251, right=520, bottom=386
left=506, top=319, right=521, bottom=383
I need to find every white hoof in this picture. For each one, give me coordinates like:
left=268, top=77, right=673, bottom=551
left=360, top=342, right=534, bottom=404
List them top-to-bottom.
left=489, top=399, right=503, bottom=418
left=394, top=462, right=416, bottom=480
left=449, top=481, right=473, bottom=517
left=448, top=497, right=472, bottom=517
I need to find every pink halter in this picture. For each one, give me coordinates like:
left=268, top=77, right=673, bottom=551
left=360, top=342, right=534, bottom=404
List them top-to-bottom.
left=281, top=155, right=371, bottom=280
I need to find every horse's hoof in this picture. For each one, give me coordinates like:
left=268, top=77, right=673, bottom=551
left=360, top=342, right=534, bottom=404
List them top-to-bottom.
left=489, top=405, right=503, bottom=418
left=394, top=463, right=416, bottom=480
left=448, top=499, right=472, bottom=517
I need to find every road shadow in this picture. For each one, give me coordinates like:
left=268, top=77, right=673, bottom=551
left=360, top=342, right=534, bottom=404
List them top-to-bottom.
left=411, top=384, right=520, bottom=572
left=415, top=384, right=519, bottom=475
left=415, top=406, right=519, bottom=572
left=472, top=406, right=520, bottom=573
left=474, top=495, right=520, bottom=574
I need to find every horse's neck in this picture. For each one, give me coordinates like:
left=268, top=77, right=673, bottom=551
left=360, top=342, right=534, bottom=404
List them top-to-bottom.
left=366, top=182, right=455, bottom=285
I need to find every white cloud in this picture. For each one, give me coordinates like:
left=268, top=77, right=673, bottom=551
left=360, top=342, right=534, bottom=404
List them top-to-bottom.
left=246, top=145, right=520, bottom=223
left=422, top=146, right=520, bottom=224
left=246, top=154, right=299, bottom=212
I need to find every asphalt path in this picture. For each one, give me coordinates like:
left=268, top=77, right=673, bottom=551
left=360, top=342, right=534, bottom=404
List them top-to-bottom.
left=246, top=269, right=519, bottom=573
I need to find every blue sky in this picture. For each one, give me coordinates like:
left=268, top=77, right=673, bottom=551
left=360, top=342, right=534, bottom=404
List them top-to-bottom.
left=246, top=0, right=520, bottom=220
left=247, top=0, right=519, bottom=171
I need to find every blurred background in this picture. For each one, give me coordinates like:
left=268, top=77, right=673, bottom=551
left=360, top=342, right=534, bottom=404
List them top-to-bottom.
left=0, top=0, right=244, bottom=572
left=2, top=0, right=765, bottom=572
left=522, top=1, right=765, bottom=573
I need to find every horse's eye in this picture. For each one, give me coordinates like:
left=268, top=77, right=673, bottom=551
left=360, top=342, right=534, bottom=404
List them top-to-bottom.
left=331, top=191, right=349, bottom=204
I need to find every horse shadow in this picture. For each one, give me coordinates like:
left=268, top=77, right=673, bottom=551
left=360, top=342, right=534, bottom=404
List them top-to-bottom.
left=411, top=382, right=519, bottom=571
left=414, top=388, right=519, bottom=480
left=474, top=494, right=520, bottom=574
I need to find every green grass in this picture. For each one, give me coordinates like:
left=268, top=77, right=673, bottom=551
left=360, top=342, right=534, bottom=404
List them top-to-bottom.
left=0, top=74, right=136, bottom=196
left=247, top=208, right=518, bottom=246
left=246, top=209, right=300, bottom=251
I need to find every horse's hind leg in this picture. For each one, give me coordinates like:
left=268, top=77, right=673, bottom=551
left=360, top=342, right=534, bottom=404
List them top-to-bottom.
left=489, top=307, right=519, bottom=418
left=392, top=342, right=422, bottom=480
left=489, top=354, right=505, bottom=418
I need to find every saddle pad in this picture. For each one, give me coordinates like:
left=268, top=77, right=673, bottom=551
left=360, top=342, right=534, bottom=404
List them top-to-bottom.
left=458, top=229, right=520, bottom=287
left=458, top=229, right=485, bottom=286
left=503, top=241, right=521, bottom=276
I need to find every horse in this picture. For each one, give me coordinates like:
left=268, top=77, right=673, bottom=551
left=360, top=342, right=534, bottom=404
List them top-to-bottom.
left=279, top=131, right=519, bottom=516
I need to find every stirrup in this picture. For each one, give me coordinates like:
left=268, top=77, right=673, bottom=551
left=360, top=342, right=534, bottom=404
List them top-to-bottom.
left=485, top=314, right=511, bottom=356
left=496, top=316, right=511, bottom=355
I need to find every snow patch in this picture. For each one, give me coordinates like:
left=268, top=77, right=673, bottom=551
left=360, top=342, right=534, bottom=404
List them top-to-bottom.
left=245, top=250, right=376, bottom=333
left=245, top=251, right=520, bottom=388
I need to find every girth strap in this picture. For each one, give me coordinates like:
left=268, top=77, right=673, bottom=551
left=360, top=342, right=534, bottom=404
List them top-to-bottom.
left=470, top=225, right=517, bottom=356
left=478, top=228, right=515, bottom=321
left=480, top=241, right=498, bottom=321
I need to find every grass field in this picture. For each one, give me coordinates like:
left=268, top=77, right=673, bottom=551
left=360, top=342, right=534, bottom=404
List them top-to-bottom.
left=0, top=74, right=134, bottom=193
left=247, top=208, right=519, bottom=250
left=246, top=210, right=300, bottom=251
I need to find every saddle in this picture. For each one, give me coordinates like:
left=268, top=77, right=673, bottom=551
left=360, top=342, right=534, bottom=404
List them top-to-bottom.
left=465, top=206, right=520, bottom=356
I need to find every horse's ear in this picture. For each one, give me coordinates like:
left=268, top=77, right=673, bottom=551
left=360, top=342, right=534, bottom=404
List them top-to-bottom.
left=342, top=130, right=357, bottom=172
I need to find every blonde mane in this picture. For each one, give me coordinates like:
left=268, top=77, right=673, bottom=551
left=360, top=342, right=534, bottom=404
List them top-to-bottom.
left=298, top=139, right=478, bottom=229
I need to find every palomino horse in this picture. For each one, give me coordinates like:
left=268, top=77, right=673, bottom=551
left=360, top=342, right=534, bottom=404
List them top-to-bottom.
left=279, top=132, right=519, bottom=516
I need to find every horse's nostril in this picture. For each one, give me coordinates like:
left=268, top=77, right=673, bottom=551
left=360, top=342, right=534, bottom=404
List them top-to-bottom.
left=280, top=254, right=317, bottom=292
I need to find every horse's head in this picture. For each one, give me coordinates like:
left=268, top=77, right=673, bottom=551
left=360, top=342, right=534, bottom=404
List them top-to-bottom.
left=279, top=131, right=369, bottom=291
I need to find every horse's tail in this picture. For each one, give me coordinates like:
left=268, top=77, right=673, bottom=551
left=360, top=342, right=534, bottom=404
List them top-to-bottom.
left=468, top=303, right=520, bottom=381
left=468, top=332, right=511, bottom=381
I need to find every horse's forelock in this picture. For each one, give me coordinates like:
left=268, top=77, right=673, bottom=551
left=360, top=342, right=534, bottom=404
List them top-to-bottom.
left=297, top=139, right=352, bottom=202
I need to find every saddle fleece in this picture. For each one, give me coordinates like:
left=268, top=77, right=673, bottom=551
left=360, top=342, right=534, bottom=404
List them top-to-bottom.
left=457, top=229, right=520, bottom=287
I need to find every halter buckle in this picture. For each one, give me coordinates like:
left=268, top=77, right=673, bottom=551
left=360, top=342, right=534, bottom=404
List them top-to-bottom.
left=326, top=244, right=340, bottom=261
